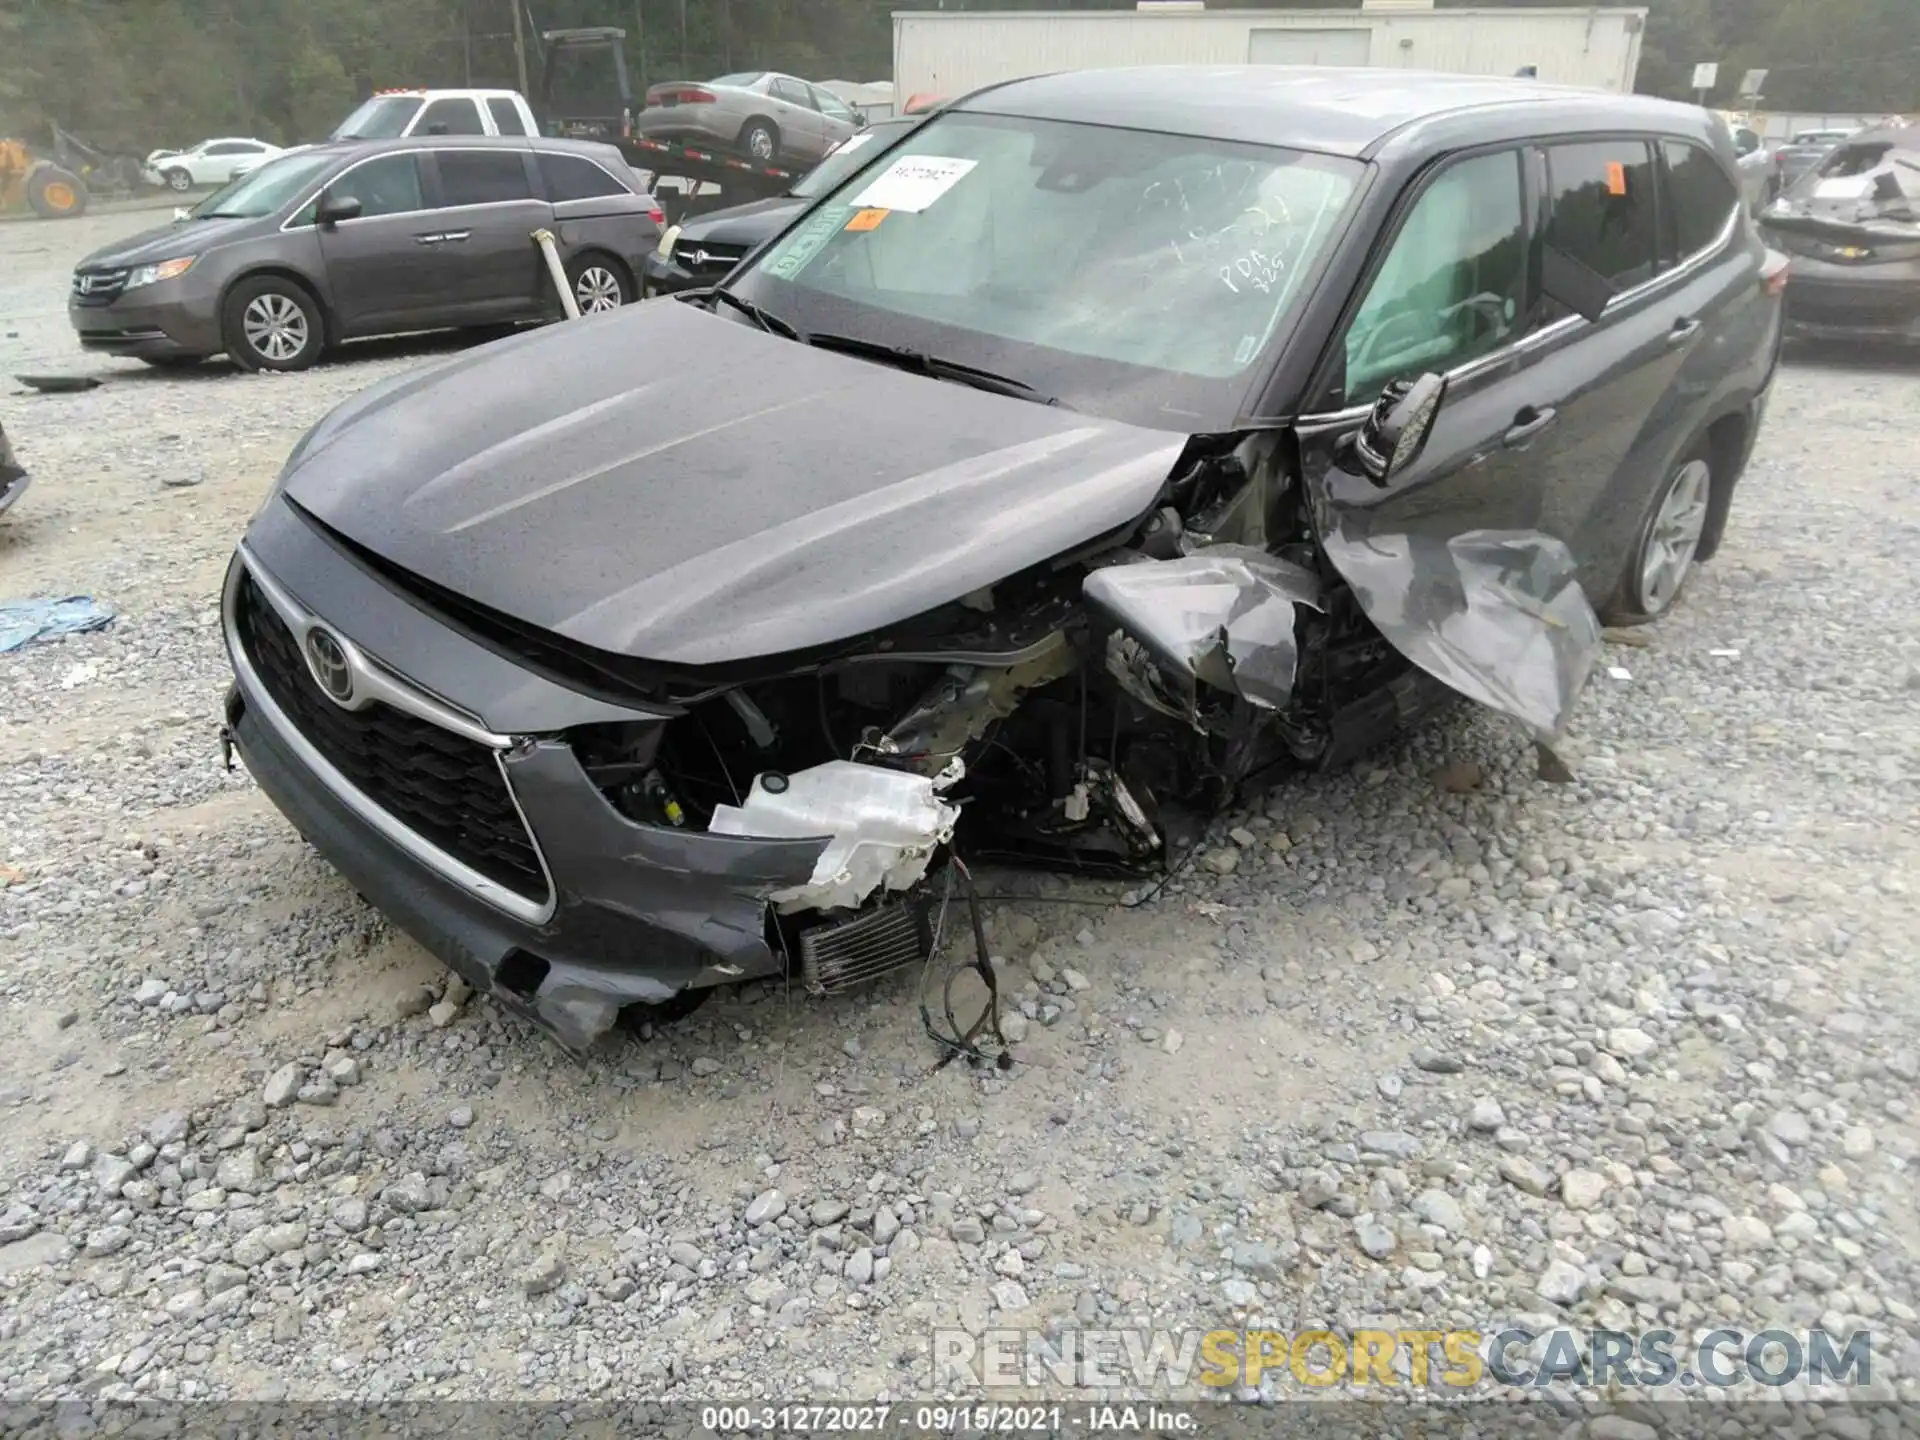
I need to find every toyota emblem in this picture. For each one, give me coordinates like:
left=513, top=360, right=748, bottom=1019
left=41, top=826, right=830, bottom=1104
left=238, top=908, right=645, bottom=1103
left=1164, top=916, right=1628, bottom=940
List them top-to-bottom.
left=304, top=627, right=354, bottom=704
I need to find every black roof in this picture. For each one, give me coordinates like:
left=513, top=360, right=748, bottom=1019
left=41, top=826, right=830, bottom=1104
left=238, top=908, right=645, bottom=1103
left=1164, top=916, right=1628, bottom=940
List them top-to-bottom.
left=956, top=66, right=1716, bottom=158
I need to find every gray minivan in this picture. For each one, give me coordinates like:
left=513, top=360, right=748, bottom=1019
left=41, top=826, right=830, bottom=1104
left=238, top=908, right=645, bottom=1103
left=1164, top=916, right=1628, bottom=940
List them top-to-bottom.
left=68, top=135, right=664, bottom=371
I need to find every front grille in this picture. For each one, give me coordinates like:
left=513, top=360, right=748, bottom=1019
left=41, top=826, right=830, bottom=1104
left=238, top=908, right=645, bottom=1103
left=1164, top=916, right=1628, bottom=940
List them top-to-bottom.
left=680, top=243, right=745, bottom=274
left=72, top=268, right=130, bottom=306
left=233, top=571, right=546, bottom=900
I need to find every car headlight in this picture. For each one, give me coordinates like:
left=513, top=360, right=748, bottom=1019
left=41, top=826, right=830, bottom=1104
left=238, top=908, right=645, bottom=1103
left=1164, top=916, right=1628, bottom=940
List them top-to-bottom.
left=655, top=224, right=681, bottom=261
left=125, top=257, right=197, bottom=289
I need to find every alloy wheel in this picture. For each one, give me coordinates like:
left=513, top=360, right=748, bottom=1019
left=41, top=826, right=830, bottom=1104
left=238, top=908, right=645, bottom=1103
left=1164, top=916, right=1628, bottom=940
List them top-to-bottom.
left=747, top=129, right=774, bottom=160
left=166, top=169, right=191, bottom=192
left=574, top=266, right=625, bottom=314
left=242, top=293, right=309, bottom=365
left=1637, top=458, right=1710, bottom=615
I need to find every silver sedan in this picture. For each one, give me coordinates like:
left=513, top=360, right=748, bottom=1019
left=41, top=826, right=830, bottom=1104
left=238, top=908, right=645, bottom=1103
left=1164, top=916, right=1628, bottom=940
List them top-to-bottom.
left=634, top=72, right=863, bottom=166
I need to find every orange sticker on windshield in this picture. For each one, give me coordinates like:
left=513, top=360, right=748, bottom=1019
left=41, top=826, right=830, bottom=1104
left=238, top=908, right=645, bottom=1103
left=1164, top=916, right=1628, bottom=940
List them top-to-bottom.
left=1606, top=161, right=1628, bottom=196
left=845, top=208, right=888, bottom=232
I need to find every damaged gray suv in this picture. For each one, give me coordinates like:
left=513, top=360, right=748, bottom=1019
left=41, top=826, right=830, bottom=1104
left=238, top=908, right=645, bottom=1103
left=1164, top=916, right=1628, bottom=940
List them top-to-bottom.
left=220, top=67, right=1784, bottom=1054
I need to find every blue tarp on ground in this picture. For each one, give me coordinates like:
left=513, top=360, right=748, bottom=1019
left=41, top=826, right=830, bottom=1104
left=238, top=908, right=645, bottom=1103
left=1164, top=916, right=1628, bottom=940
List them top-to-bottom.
left=0, top=597, right=117, bottom=653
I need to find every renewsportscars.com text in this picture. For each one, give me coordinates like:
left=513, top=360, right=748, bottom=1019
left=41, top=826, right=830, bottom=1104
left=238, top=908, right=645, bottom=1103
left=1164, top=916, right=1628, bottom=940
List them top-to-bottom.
left=931, top=1327, right=1875, bottom=1391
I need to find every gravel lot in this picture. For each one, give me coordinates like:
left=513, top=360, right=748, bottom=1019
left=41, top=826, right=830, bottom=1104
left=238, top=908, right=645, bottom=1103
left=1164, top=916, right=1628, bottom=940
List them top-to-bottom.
left=2, top=210, right=1917, bottom=1412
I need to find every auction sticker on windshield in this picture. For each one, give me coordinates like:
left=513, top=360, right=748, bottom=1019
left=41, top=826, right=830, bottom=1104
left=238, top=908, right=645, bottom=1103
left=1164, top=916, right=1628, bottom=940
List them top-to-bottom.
left=850, top=156, right=976, bottom=214
left=762, top=204, right=852, bottom=279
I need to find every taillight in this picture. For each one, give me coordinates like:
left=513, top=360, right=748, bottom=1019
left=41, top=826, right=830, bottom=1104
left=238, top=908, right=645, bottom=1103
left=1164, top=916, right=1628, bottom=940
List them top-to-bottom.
left=650, top=85, right=716, bottom=106
left=647, top=206, right=665, bottom=225
left=1760, top=249, right=1791, bottom=296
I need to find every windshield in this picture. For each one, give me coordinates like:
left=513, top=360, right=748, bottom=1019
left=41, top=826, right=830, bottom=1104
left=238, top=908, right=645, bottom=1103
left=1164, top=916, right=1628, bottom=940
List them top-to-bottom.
left=332, top=95, right=422, bottom=140
left=729, top=111, right=1361, bottom=428
left=790, top=123, right=913, bottom=200
left=191, top=151, right=335, bottom=218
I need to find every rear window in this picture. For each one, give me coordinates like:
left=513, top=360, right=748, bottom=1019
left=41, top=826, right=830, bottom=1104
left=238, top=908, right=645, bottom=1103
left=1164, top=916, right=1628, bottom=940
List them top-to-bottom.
left=332, top=95, right=422, bottom=141
left=418, top=97, right=486, bottom=136
left=488, top=98, right=529, bottom=136
left=1795, top=137, right=1920, bottom=216
left=1542, top=140, right=1659, bottom=292
left=1662, top=140, right=1739, bottom=259
left=437, top=150, right=534, bottom=206
left=540, top=151, right=626, bottom=202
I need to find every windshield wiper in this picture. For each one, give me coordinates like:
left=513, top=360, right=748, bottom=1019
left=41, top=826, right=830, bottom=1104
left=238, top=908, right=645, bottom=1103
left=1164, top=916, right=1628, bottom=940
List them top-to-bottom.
left=696, top=286, right=803, bottom=341
left=803, top=332, right=1060, bottom=406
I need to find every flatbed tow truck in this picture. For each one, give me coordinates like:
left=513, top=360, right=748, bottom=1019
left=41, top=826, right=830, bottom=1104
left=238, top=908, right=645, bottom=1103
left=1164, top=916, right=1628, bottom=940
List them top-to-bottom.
left=537, top=26, right=808, bottom=224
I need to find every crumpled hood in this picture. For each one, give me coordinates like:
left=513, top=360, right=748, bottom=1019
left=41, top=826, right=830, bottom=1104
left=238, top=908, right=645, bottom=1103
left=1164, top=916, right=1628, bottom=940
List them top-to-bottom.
left=78, top=218, right=256, bottom=268
left=279, top=301, right=1186, bottom=667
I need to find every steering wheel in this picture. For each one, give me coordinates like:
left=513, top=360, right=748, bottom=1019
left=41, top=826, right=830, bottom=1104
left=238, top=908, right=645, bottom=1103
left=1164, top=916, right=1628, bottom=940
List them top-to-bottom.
left=1438, top=291, right=1514, bottom=344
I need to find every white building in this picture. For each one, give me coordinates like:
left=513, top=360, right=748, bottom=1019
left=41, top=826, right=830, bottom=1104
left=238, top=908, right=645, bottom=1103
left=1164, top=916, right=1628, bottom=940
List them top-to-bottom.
left=893, top=2, right=1649, bottom=103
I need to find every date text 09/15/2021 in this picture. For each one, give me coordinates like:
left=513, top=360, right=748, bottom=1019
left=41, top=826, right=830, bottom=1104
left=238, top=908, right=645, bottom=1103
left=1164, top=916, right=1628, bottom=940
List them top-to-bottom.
left=698, top=1404, right=1192, bottom=1434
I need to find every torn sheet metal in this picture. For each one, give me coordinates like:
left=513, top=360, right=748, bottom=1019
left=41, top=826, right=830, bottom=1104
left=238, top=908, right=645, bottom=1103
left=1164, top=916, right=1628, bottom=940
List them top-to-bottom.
left=0, top=420, right=28, bottom=520
left=1317, top=520, right=1602, bottom=740
left=1082, top=544, right=1323, bottom=711
left=708, top=759, right=961, bottom=913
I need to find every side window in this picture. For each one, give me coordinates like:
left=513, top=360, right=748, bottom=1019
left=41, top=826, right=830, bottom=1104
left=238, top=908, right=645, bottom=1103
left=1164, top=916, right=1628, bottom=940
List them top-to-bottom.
left=770, top=78, right=813, bottom=109
left=814, top=89, right=856, bottom=124
left=416, top=98, right=485, bottom=136
left=487, top=98, right=529, bottom=137
left=1662, top=140, right=1739, bottom=259
left=1542, top=141, right=1659, bottom=294
left=204, top=142, right=242, bottom=157
left=436, top=150, right=535, bottom=206
left=1340, top=150, right=1527, bottom=407
left=539, top=152, right=625, bottom=202
left=328, top=154, right=425, bottom=219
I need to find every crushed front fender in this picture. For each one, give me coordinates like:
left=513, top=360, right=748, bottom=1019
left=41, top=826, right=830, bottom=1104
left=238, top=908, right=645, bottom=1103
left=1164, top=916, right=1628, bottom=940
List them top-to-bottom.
left=1317, top=517, right=1603, bottom=741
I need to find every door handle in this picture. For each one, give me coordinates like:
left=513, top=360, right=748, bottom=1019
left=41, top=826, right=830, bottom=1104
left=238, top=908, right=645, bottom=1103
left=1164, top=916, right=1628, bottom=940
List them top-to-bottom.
left=438, top=230, right=472, bottom=243
left=413, top=233, right=445, bottom=245
left=1666, top=316, right=1703, bottom=346
left=1502, top=406, right=1558, bottom=448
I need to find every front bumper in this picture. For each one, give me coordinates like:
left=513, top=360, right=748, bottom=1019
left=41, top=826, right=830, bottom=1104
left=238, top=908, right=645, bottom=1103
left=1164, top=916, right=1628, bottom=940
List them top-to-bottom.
left=640, top=251, right=700, bottom=297
left=68, top=286, right=223, bottom=360
left=220, top=539, right=829, bottom=1053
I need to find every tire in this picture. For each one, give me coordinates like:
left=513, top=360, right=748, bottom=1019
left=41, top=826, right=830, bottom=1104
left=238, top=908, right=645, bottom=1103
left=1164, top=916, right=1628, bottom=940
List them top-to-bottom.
left=738, top=118, right=779, bottom=163
left=26, top=166, right=88, bottom=219
left=164, top=166, right=193, bottom=193
left=565, top=251, right=633, bottom=315
left=221, top=275, right=324, bottom=373
left=1604, top=444, right=1713, bottom=625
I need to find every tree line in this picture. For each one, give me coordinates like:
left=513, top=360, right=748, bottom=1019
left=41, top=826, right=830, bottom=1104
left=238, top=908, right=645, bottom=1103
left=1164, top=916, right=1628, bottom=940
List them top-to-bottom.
left=0, top=0, right=1910, bottom=154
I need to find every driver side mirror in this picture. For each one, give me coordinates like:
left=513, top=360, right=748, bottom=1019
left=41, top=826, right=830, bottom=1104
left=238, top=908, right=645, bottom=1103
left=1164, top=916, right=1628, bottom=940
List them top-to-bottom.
left=315, top=192, right=362, bottom=227
left=1345, top=372, right=1448, bottom=486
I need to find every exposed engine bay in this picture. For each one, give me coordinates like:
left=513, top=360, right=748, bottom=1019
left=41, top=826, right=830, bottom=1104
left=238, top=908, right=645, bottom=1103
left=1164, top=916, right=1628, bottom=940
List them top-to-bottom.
left=554, top=422, right=1597, bottom=1045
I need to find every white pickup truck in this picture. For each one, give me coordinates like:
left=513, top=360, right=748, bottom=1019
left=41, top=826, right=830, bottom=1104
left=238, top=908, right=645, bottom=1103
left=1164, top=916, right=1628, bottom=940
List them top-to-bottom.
left=330, top=89, right=543, bottom=141
left=229, top=90, right=546, bottom=180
